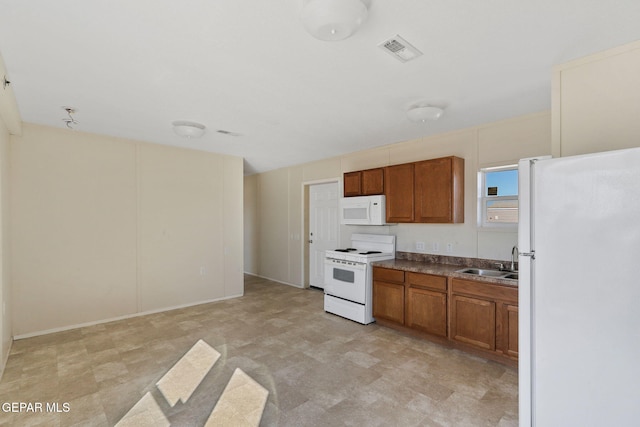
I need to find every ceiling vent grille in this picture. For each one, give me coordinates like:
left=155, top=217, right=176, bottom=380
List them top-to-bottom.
left=378, top=34, right=423, bottom=63
left=216, top=129, right=242, bottom=137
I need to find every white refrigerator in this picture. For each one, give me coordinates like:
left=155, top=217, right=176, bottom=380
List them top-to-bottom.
left=518, top=147, right=640, bottom=426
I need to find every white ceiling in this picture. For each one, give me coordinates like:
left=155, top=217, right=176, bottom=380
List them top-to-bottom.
left=1, top=1, right=640, bottom=174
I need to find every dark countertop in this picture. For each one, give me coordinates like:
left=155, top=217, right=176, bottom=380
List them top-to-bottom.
left=371, top=258, right=518, bottom=287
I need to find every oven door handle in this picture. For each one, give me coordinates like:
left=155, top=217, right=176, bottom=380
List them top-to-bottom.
left=324, top=258, right=367, bottom=270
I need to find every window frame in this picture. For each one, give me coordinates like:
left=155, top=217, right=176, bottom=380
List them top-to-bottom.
left=478, top=164, right=519, bottom=230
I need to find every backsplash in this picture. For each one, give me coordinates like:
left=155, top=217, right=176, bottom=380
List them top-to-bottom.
left=396, top=251, right=518, bottom=271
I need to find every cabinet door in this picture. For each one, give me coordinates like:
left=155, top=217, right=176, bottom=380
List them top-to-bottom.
left=414, top=157, right=464, bottom=223
left=384, top=163, right=415, bottom=222
left=361, top=168, right=384, bottom=195
left=344, top=172, right=362, bottom=197
left=373, top=280, right=405, bottom=325
left=406, top=287, right=447, bottom=337
left=451, top=294, right=496, bottom=350
left=503, top=304, right=518, bottom=358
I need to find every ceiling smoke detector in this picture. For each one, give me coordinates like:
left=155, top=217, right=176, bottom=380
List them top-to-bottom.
left=379, top=34, right=423, bottom=62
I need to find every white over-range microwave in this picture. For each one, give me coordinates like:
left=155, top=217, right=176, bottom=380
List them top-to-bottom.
left=339, top=195, right=389, bottom=225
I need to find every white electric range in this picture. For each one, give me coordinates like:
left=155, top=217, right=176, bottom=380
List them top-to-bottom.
left=323, top=234, right=396, bottom=324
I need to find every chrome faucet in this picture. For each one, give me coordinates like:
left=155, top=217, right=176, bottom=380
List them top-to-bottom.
left=511, top=246, right=519, bottom=272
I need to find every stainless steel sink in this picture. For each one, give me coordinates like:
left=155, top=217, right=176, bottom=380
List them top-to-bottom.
left=456, top=268, right=518, bottom=281
left=456, top=268, right=506, bottom=277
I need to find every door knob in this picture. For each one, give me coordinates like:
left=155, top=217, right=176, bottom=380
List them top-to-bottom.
left=308, top=240, right=313, bottom=243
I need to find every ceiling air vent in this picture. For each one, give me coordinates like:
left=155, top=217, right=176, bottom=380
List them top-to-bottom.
left=378, top=34, right=423, bottom=63
left=216, top=129, right=242, bottom=137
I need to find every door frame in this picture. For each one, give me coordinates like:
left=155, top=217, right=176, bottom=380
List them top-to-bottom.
left=301, top=178, right=341, bottom=289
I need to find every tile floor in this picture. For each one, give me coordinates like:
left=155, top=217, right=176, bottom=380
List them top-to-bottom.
left=0, top=275, right=518, bottom=426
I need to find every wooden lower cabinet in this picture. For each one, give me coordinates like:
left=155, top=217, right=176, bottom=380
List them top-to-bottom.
left=372, top=267, right=405, bottom=325
left=373, top=268, right=518, bottom=365
left=373, top=268, right=448, bottom=337
left=406, top=272, right=447, bottom=337
left=450, top=278, right=518, bottom=360
left=372, top=280, right=405, bottom=325
left=406, top=287, right=447, bottom=337
left=451, top=294, right=496, bottom=350
left=502, top=304, right=519, bottom=358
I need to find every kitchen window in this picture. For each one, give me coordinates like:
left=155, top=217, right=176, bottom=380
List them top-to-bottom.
left=479, top=165, right=518, bottom=228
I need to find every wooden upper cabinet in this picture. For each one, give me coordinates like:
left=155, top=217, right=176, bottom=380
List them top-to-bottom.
left=345, top=156, right=464, bottom=222
left=384, top=156, right=464, bottom=223
left=414, top=156, right=464, bottom=223
left=384, top=163, right=415, bottom=222
left=343, top=168, right=384, bottom=197
left=361, top=168, right=384, bottom=195
left=344, top=171, right=362, bottom=197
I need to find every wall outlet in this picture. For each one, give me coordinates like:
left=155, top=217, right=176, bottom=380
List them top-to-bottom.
left=416, top=241, right=425, bottom=251
left=432, top=242, right=440, bottom=252
left=446, top=243, right=453, bottom=253
left=200, top=267, right=206, bottom=276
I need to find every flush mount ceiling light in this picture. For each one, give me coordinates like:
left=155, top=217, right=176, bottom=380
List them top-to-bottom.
left=301, top=0, right=368, bottom=41
left=407, top=106, right=444, bottom=123
left=172, top=120, right=206, bottom=138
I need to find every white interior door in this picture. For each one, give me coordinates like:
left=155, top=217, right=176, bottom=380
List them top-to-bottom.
left=309, top=182, right=339, bottom=289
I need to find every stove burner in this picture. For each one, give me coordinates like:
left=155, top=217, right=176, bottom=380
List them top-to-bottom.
left=334, top=248, right=357, bottom=252
left=359, top=251, right=382, bottom=255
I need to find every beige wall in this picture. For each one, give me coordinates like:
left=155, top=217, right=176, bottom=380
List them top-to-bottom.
left=552, top=40, right=640, bottom=157
left=0, top=50, right=18, bottom=376
left=0, top=52, right=21, bottom=136
left=246, top=111, right=552, bottom=287
left=0, top=119, right=11, bottom=376
left=11, top=124, right=243, bottom=337
left=256, top=168, right=291, bottom=284
left=243, top=175, right=259, bottom=275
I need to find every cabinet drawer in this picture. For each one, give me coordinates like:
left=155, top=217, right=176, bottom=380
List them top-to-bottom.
left=373, top=267, right=405, bottom=284
left=407, top=272, right=447, bottom=292
left=451, top=278, right=517, bottom=303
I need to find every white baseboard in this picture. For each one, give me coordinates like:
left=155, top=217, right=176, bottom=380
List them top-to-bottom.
left=244, top=272, right=305, bottom=289
left=0, top=338, right=13, bottom=382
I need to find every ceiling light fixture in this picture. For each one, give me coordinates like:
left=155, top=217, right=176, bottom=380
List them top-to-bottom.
left=301, top=0, right=368, bottom=41
left=407, top=106, right=444, bottom=123
left=172, top=121, right=206, bottom=138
